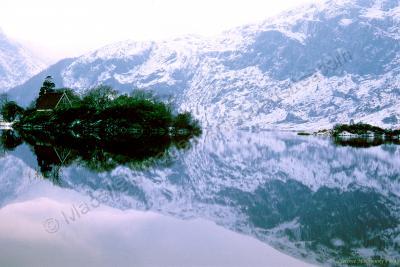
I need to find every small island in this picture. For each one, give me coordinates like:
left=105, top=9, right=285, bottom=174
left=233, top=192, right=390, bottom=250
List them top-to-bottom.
left=1, top=76, right=201, bottom=138
left=300, top=123, right=400, bottom=147
left=331, top=123, right=400, bottom=147
left=332, top=123, right=400, bottom=138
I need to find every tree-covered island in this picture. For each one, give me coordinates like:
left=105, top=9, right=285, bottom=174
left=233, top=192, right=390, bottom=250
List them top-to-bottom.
left=1, top=76, right=201, bottom=138
left=303, top=123, right=400, bottom=147
left=332, top=123, right=400, bottom=138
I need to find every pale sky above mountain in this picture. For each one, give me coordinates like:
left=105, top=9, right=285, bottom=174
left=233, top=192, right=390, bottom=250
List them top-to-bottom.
left=0, top=0, right=318, bottom=61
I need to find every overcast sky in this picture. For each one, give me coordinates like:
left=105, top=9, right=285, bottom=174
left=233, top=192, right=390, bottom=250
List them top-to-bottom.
left=0, top=0, right=317, bottom=61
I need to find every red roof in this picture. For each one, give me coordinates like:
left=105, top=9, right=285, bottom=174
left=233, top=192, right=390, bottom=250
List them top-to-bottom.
left=36, top=92, right=65, bottom=110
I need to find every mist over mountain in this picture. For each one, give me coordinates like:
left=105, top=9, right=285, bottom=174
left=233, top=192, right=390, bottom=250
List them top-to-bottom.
left=8, top=0, right=400, bottom=129
left=0, top=29, right=46, bottom=92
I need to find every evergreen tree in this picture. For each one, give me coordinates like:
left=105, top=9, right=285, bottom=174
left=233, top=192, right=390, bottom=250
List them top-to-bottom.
left=39, top=76, right=56, bottom=97
left=1, top=101, right=24, bottom=122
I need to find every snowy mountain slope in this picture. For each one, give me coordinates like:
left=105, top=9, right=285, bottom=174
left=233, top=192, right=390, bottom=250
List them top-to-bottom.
left=8, top=0, right=400, bottom=129
left=0, top=29, right=45, bottom=92
left=9, top=58, right=75, bottom=106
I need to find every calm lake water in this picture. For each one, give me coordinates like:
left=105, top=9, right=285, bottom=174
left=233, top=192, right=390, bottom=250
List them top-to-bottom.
left=0, top=129, right=399, bottom=267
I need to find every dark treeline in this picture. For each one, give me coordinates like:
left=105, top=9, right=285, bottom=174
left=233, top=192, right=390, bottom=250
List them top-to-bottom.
left=1, top=78, right=201, bottom=138
left=333, top=123, right=400, bottom=137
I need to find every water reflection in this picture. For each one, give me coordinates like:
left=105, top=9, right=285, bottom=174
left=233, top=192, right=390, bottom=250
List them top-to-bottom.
left=0, top=129, right=399, bottom=266
left=1, top=129, right=194, bottom=182
left=333, top=136, right=400, bottom=148
left=0, top=198, right=311, bottom=267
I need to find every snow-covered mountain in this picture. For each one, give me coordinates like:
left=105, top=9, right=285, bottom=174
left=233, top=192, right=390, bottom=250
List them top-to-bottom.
left=8, top=0, right=400, bottom=129
left=0, top=29, right=45, bottom=92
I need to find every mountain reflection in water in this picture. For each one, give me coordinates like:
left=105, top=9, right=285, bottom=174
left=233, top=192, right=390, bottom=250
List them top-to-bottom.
left=0, top=129, right=399, bottom=266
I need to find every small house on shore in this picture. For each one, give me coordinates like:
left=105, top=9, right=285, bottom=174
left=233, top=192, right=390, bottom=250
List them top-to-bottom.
left=36, top=91, right=71, bottom=112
